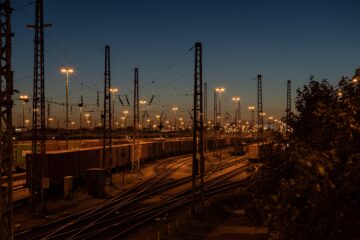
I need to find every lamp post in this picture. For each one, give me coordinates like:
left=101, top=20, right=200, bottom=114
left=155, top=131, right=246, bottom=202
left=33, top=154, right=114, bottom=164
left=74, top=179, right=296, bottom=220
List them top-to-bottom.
left=60, top=67, right=74, bottom=149
left=109, top=87, right=118, bottom=128
left=215, top=87, right=225, bottom=127
left=19, top=95, right=29, bottom=129
left=232, top=97, right=241, bottom=130
left=139, top=100, right=146, bottom=130
left=79, top=106, right=82, bottom=147
left=248, top=106, right=255, bottom=129
left=172, top=107, right=178, bottom=131
left=123, top=110, right=129, bottom=130
left=84, top=113, right=91, bottom=130
left=156, top=114, right=160, bottom=124
left=268, top=116, right=273, bottom=129
left=48, top=117, right=53, bottom=129
left=178, top=117, right=183, bottom=130
left=146, top=118, right=151, bottom=129
left=24, top=119, right=30, bottom=130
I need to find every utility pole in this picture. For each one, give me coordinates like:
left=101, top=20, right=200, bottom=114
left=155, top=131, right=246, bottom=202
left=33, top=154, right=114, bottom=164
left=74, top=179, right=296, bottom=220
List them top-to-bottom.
left=28, top=0, right=51, bottom=213
left=0, top=1, right=14, bottom=238
left=192, top=42, right=204, bottom=215
left=102, top=45, right=113, bottom=185
left=60, top=67, right=74, bottom=149
left=133, top=68, right=140, bottom=171
left=257, top=74, right=263, bottom=160
left=286, top=80, right=291, bottom=139
left=286, top=80, right=291, bottom=114
left=204, top=81, right=207, bottom=127
left=204, top=82, right=207, bottom=152
left=215, top=87, right=225, bottom=127
left=213, top=88, right=217, bottom=127
left=232, top=97, right=240, bottom=129
left=248, top=105, right=255, bottom=129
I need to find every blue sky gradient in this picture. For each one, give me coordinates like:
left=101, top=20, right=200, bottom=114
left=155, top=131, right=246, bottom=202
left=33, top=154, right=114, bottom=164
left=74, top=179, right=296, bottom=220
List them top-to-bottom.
left=11, top=0, right=360, bottom=126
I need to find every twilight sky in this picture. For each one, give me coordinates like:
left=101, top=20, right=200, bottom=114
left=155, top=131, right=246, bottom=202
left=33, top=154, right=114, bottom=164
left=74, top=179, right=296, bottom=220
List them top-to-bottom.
left=11, top=0, right=360, bottom=126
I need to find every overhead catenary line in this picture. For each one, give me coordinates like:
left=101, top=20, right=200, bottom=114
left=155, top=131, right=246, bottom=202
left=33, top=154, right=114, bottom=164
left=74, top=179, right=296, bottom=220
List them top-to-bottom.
left=13, top=0, right=101, bottom=94
left=13, top=0, right=35, bottom=11
left=140, top=45, right=194, bottom=89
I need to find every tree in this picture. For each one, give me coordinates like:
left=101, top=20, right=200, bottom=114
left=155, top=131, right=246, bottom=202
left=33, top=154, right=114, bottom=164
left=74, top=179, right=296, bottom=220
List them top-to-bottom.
left=246, top=76, right=360, bottom=239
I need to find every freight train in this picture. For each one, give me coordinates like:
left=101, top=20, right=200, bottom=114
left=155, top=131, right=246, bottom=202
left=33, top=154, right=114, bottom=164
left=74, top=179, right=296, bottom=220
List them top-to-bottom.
left=26, top=137, right=233, bottom=190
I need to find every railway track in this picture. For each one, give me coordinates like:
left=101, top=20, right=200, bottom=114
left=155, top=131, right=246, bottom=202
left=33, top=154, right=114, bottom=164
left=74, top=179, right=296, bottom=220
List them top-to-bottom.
left=15, top=149, right=248, bottom=240
left=14, top=154, right=192, bottom=240
left=68, top=162, right=249, bottom=240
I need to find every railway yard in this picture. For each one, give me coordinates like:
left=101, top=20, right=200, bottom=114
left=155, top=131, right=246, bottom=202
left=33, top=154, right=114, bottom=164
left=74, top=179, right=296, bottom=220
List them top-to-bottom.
left=6, top=137, right=261, bottom=239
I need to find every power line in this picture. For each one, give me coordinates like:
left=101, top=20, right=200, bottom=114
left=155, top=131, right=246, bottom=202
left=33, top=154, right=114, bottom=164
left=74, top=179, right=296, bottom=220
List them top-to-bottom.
left=13, top=0, right=101, bottom=93
left=13, top=0, right=35, bottom=11
left=46, top=37, right=101, bottom=91
left=140, top=45, right=194, bottom=89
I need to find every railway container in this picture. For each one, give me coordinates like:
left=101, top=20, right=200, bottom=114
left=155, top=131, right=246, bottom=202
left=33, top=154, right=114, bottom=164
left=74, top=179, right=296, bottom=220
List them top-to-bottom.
left=26, top=138, right=235, bottom=191
left=13, top=143, right=31, bottom=167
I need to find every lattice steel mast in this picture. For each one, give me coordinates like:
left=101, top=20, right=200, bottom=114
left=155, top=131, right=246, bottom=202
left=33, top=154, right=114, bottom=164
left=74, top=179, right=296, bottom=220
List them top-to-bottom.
left=28, top=0, right=50, bottom=213
left=0, top=1, right=14, bottom=238
left=192, top=42, right=204, bottom=215
left=102, top=45, right=113, bottom=185
left=132, top=68, right=140, bottom=170
left=257, top=74, right=263, bottom=160
left=286, top=80, right=291, bottom=138
left=286, top=80, right=291, bottom=114
left=204, top=81, right=207, bottom=127
left=213, top=88, right=217, bottom=127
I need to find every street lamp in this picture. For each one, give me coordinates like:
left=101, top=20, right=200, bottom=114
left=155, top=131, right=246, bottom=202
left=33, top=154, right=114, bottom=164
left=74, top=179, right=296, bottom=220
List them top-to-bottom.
left=60, top=67, right=74, bottom=149
left=110, top=87, right=118, bottom=128
left=215, top=87, right=225, bottom=127
left=19, top=95, right=29, bottom=129
left=232, top=97, right=241, bottom=129
left=139, top=100, right=147, bottom=128
left=248, top=105, right=255, bottom=129
left=172, top=107, right=178, bottom=131
left=123, top=110, right=129, bottom=129
left=84, top=113, right=91, bottom=129
left=156, top=114, right=160, bottom=123
left=268, top=116, right=273, bottom=129
left=48, top=117, right=53, bottom=129
left=24, top=119, right=30, bottom=129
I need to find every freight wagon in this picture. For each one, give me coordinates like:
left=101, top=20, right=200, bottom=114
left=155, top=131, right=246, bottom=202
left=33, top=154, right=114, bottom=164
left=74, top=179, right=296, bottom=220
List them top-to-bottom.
left=26, top=137, right=234, bottom=190
left=247, top=142, right=273, bottom=162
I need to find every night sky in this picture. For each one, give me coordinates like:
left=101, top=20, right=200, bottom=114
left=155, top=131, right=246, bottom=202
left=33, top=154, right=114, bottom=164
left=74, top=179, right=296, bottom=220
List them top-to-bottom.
left=11, top=0, right=360, bottom=126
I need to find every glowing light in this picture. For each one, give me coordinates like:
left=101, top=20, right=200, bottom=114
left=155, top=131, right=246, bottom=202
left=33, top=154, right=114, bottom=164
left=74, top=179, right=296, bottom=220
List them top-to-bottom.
left=60, top=68, right=74, bottom=73
left=109, top=87, right=118, bottom=93
left=215, top=87, right=225, bottom=93
left=19, top=95, right=29, bottom=101
left=248, top=106, right=255, bottom=111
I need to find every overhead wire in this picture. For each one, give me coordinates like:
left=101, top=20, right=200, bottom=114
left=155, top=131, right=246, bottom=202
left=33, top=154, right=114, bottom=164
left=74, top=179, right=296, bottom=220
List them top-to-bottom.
left=13, top=0, right=101, bottom=94
left=13, top=0, right=35, bottom=11
left=16, top=1, right=195, bottom=110
left=45, top=37, right=101, bottom=92
left=140, top=45, right=194, bottom=89
left=263, top=81, right=287, bottom=101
